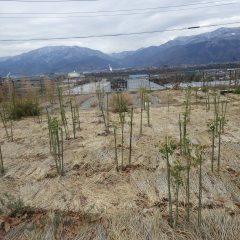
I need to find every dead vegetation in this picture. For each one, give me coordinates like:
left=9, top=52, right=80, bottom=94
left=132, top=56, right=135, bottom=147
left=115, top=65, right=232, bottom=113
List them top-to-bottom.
left=0, top=81, right=240, bottom=239
left=109, top=92, right=132, bottom=113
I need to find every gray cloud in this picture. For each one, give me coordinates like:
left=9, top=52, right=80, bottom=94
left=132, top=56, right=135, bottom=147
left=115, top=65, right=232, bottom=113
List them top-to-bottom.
left=0, top=0, right=240, bottom=57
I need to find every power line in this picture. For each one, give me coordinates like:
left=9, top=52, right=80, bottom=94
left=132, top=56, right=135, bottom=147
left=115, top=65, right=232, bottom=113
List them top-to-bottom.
left=0, top=0, right=233, bottom=14
left=0, top=0, right=97, bottom=2
left=0, top=2, right=236, bottom=18
left=0, top=3, right=236, bottom=19
left=1, top=21, right=240, bottom=42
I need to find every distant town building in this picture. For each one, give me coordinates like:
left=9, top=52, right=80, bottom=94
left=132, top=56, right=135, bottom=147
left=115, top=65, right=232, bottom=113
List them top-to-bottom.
left=68, top=70, right=81, bottom=79
left=67, top=71, right=85, bottom=84
left=110, top=78, right=128, bottom=91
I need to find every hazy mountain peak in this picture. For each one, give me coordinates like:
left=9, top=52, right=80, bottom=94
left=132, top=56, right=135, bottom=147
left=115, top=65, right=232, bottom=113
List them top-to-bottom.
left=1, top=27, right=240, bottom=76
left=170, top=27, right=240, bottom=46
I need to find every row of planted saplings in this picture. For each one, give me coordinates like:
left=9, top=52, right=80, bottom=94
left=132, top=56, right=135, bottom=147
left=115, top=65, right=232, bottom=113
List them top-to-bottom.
left=182, top=77, right=226, bottom=113
left=199, top=80, right=229, bottom=115
left=0, top=83, right=83, bottom=177
left=48, top=84, right=134, bottom=175
left=46, top=85, right=82, bottom=176
left=47, top=85, right=81, bottom=141
left=57, top=85, right=81, bottom=140
left=95, top=85, right=151, bottom=171
left=195, top=86, right=228, bottom=172
left=160, top=87, right=228, bottom=228
left=182, top=87, right=228, bottom=173
left=167, top=91, right=203, bottom=227
left=208, top=92, right=228, bottom=172
left=162, top=129, right=201, bottom=227
left=159, top=136, right=204, bottom=228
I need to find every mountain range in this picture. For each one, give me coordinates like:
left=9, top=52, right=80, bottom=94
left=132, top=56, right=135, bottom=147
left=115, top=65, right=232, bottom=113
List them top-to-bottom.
left=1, top=27, right=240, bottom=76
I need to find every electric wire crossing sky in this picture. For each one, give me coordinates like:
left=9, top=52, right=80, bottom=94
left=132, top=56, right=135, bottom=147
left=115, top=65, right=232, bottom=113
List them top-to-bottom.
left=0, top=0, right=240, bottom=56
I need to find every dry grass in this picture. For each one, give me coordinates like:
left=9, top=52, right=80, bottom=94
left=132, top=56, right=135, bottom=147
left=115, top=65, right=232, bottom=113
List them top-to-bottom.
left=0, top=90, right=239, bottom=239
left=152, top=90, right=180, bottom=105
left=109, top=92, right=133, bottom=112
left=77, top=94, right=94, bottom=105
left=90, top=100, right=98, bottom=108
left=2, top=209, right=240, bottom=239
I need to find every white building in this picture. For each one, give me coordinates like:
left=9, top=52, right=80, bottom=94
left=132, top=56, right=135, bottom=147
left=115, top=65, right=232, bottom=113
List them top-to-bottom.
left=68, top=71, right=81, bottom=78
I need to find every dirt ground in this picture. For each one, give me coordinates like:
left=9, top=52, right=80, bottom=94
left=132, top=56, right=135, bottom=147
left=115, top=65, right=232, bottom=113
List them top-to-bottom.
left=0, top=89, right=240, bottom=239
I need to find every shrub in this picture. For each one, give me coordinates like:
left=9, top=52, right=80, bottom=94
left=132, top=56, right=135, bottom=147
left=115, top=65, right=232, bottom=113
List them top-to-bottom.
left=234, top=87, right=240, bottom=94
left=109, top=92, right=132, bottom=113
left=8, top=98, right=40, bottom=120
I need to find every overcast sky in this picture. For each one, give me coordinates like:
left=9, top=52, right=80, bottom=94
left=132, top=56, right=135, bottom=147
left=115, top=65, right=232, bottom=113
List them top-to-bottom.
left=0, top=0, right=240, bottom=57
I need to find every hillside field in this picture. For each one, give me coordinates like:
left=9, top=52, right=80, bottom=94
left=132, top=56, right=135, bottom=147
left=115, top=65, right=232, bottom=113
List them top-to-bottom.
left=0, top=89, right=240, bottom=239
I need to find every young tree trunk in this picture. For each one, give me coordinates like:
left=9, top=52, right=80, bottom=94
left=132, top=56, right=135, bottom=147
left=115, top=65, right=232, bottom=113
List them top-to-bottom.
left=58, top=87, right=69, bottom=139
left=167, top=91, right=170, bottom=112
left=106, top=93, right=110, bottom=133
left=147, top=99, right=150, bottom=127
left=70, top=101, right=76, bottom=139
left=76, top=104, right=81, bottom=130
left=100, top=104, right=107, bottom=131
left=129, top=107, right=133, bottom=166
left=140, top=107, right=143, bottom=135
left=179, top=114, right=182, bottom=154
left=183, top=114, right=187, bottom=155
left=10, top=119, right=13, bottom=142
left=121, top=121, right=124, bottom=170
left=217, top=121, right=222, bottom=172
left=114, top=127, right=119, bottom=172
left=211, top=127, right=215, bottom=172
left=53, top=128, right=60, bottom=174
left=60, top=128, right=64, bottom=176
left=166, top=137, right=173, bottom=227
left=0, top=145, right=4, bottom=175
left=198, top=152, right=202, bottom=227
left=186, top=156, right=190, bottom=222
left=174, top=184, right=180, bottom=228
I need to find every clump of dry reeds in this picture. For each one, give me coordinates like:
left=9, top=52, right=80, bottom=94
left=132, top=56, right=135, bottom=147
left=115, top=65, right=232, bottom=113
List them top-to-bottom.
left=1, top=79, right=41, bottom=121
left=109, top=92, right=132, bottom=113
